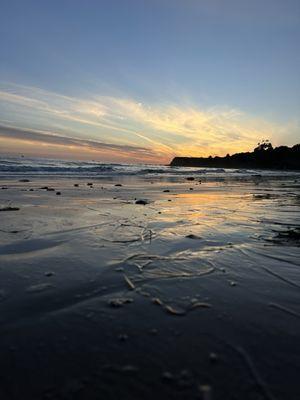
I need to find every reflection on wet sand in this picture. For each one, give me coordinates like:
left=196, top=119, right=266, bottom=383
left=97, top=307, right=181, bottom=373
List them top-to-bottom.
left=0, top=174, right=299, bottom=400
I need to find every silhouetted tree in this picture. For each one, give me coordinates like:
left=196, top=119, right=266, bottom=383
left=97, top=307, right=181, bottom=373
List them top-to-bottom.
left=254, top=140, right=273, bottom=152
left=170, top=141, right=300, bottom=170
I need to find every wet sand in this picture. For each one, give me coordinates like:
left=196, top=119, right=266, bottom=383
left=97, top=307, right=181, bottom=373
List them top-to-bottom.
left=0, top=175, right=299, bottom=399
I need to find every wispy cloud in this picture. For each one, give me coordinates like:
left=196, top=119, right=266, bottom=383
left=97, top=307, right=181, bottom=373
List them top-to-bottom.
left=0, top=82, right=298, bottom=162
left=0, top=125, right=159, bottom=163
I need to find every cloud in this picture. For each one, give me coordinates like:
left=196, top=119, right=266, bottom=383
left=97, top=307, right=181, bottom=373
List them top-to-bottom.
left=0, top=82, right=298, bottom=161
left=0, top=124, right=160, bottom=163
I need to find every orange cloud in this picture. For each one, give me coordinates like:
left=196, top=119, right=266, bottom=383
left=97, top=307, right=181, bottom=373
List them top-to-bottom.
left=0, top=82, right=298, bottom=162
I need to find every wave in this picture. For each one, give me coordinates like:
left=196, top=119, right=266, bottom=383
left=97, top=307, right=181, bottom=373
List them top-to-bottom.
left=0, top=156, right=299, bottom=178
left=0, top=164, right=113, bottom=173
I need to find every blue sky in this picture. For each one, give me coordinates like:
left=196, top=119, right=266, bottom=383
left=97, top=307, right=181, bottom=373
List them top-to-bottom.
left=0, top=0, right=299, bottom=162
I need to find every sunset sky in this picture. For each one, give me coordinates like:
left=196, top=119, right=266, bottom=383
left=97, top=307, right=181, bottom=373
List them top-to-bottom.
left=0, top=0, right=299, bottom=163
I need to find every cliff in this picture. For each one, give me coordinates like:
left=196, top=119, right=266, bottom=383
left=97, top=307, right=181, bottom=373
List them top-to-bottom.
left=170, top=144, right=300, bottom=170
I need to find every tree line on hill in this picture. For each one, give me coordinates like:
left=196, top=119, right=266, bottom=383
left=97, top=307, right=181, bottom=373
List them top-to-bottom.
left=170, top=141, right=300, bottom=170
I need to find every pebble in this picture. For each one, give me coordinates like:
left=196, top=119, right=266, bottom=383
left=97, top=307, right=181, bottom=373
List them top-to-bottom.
left=135, top=199, right=148, bottom=205
left=0, top=206, right=20, bottom=212
left=186, top=234, right=202, bottom=240
left=45, top=271, right=55, bottom=277
left=118, top=333, right=128, bottom=341
left=209, top=352, right=219, bottom=363
left=162, top=371, right=174, bottom=382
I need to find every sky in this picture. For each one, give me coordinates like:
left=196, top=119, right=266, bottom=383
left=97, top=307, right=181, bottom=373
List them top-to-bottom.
left=0, top=0, right=299, bottom=164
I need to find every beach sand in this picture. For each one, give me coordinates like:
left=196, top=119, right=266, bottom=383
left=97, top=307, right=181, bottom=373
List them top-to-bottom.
left=0, top=174, right=299, bottom=399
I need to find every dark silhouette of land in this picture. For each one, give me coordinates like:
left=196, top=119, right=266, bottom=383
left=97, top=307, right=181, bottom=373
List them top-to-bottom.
left=170, top=142, right=300, bottom=170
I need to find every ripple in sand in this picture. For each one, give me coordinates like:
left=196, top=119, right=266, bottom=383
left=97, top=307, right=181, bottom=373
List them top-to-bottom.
left=119, top=253, right=215, bottom=281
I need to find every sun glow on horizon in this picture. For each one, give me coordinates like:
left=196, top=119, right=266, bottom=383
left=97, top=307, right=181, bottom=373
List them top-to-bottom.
left=0, top=82, right=298, bottom=163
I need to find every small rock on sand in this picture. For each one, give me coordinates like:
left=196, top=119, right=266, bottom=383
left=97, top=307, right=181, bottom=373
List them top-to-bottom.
left=186, top=177, right=195, bottom=181
left=135, top=199, right=149, bottom=205
left=0, top=206, right=20, bottom=212
left=186, top=234, right=202, bottom=240
left=45, top=271, right=55, bottom=277
left=118, top=333, right=128, bottom=341
left=209, top=352, right=219, bottom=363
left=162, top=371, right=174, bottom=382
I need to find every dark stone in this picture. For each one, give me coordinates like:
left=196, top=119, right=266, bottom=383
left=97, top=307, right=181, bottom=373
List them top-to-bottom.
left=135, top=199, right=148, bottom=205
left=0, top=207, right=20, bottom=212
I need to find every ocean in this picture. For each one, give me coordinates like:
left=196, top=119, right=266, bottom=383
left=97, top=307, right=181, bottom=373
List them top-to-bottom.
left=1, top=156, right=299, bottom=179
